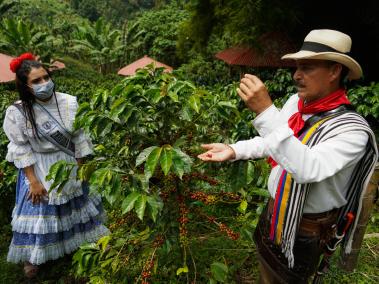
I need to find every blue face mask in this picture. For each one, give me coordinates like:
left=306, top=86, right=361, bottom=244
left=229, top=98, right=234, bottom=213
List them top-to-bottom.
left=31, top=80, right=55, bottom=100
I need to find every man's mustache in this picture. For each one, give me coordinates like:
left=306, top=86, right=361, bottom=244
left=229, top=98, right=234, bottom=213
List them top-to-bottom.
left=294, top=81, right=305, bottom=88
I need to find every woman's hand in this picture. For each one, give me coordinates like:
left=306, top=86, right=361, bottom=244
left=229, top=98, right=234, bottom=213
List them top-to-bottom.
left=197, top=143, right=236, bottom=162
left=28, top=181, right=48, bottom=204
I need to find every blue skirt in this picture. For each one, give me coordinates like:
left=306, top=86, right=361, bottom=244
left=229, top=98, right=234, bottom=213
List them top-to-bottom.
left=7, top=170, right=109, bottom=265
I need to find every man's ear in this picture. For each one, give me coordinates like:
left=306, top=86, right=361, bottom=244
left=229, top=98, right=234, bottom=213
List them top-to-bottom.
left=330, top=63, right=343, bottom=82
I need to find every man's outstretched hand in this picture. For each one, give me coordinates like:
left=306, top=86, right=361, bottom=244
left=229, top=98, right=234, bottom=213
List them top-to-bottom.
left=197, top=143, right=236, bottom=162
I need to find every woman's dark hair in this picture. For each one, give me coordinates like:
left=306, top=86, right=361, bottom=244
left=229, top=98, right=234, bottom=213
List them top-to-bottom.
left=15, top=60, right=61, bottom=138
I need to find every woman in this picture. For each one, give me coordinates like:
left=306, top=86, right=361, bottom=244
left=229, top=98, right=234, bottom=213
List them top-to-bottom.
left=3, top=53, right=109, bottom=278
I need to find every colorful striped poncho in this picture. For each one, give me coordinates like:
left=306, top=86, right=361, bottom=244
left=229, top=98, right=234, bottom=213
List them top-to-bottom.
left=269, top=111, right=378, bottom=268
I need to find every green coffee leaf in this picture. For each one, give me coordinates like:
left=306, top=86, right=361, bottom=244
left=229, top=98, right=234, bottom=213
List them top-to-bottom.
left=136, top=146, right=158, bottom=167
left=160, top=146, right=173, bottom=175
left=145, top=147, right=162, bottom=179
left=121, top=191, right=141, bottom=214
left=135, top=194, right=147, bottom=220
left=211, top=262, right=228, bottom=282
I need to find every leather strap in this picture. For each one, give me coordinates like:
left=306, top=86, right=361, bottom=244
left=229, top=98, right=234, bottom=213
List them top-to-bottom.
left=298, top=211, right=338, bottom=238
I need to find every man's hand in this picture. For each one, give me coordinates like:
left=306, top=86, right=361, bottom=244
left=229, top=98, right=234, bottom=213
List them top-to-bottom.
left=237, top=74, right=273, bottom=114
left=197, top=143, right=236, bottom=162
left=28, top=181, right=48, bottom=204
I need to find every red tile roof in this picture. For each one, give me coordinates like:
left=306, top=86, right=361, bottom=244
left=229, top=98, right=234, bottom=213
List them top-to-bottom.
left=215, top=32, right=297, bottom=68
left=0, top=53, right=15, bottom=83
left=0, top=53, right=65, bottom=83
left=118, top=55, right=173, bottom=76
left=49, top=60, right=66, bottom=71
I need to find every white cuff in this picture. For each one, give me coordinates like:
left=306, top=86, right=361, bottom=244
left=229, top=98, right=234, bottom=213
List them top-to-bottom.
left=252, top=105, right=281, bottom=137
left=229, top=136, right=267, bottom=161
left=6, top=143, right=37, bottom=168
left=229, top=144, right=242, bottom=161
left=7, top=151, right=36, bottom=169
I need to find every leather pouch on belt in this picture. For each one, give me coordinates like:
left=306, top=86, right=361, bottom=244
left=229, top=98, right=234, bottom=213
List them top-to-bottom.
left=298, top=212, right=337, bottom=239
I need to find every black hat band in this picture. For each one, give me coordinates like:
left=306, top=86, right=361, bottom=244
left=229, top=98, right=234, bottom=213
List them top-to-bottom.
left=301, top=41, right=350, bottom=56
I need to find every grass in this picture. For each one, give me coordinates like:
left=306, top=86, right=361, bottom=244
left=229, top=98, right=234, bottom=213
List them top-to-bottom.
left=322, top=204, right=379, bottom=283
left=323, top=237, right=379, bottom=283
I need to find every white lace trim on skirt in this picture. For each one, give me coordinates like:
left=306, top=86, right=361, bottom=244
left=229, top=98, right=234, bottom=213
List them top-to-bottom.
left=11, top=195, right=104, bottom=234
left=7, top=225, right=110, bottom=265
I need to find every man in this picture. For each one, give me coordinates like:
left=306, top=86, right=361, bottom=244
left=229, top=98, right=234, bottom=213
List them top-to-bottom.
left=198, top=29, right=378, bottom=283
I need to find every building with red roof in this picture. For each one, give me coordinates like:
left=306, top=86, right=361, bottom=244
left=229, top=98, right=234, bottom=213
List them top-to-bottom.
left=215, top=32, right=297, bottom=68
left=0, top=52, right=65, bottom=83
left=0, top=53, right=15, bottom=83
left=118, top=55, right=173, bottom=76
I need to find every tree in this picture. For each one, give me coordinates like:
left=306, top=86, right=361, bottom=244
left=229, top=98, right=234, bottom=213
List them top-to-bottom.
left=0, top=0, right=16, bottom=17
left=69, top=0, right=158, bottom=25
left=76, top=0, right=101, bottom=22
left=177, top=0, right=300, bottom=58
left=127, top=3, right=189, bottom=67
left=0, top=18, right=55, bottom=62
left=71, top=18, right=124, bottom=74
left=120, top=20, right=146, bottom=64
left=49, top=66, right=268, bottom=282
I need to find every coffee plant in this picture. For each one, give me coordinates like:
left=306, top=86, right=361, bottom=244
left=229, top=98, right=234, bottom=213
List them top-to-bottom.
left=46, top=65, right=270, bottom=283
left=348, top=81, right=379, bottom=118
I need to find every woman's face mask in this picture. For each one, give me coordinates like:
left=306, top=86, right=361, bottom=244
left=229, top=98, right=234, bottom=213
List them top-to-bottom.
left=31, top=79, right=55, bottom=100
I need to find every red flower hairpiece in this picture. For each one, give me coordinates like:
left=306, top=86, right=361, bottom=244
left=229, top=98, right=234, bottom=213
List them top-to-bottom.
left=9, top=53, right=36, bottom=73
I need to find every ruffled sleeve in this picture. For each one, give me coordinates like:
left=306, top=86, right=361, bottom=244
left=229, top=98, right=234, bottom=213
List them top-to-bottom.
left=69, top=96, right=94, bottom=158
left=3, top=105, right=37, bottom=168
left=72, top=128, right=94, bottom=158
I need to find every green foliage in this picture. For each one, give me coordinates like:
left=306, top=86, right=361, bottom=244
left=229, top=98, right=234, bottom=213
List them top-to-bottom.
left=0, top=0, right=15, bottom=16
left=1, top=0, right=93, bottom=56
left=2, top=0, right=87, bottom=27
left=70, top=0, right=157, bottom=24
left=73, top=0, right=101, bottom=22
left=176, top=0, right=216, bottom=58
left=177, top=0, right=301, bottom=56
left=0, top=1, right=378, bottom=282
left=0, top=1, right=91, bottom=63
left=126, top=2, right=190, bottom=67
left=0, top=18, right=55, bottom=62
left=71, top=18, right=125, bottom=74
left=175, top=54, right=234, bottom=86
left=52, top=57, right=122, bottom=100
left=65, top=66, right=268, bottom=282
left=266, top=68, right=297, bottom=106
left=348, top=82, right=379, bottom=119
left=0, top=87, right=18, bottom=227
left=45, top=160, right=76, bottom=193
left=211, top=261, right=228, bottom=283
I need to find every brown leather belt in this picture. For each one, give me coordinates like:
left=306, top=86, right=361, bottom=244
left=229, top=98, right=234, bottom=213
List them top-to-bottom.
left=267, top=198, right=338, bottom=238
left=299, top=210, right=338, bottom=237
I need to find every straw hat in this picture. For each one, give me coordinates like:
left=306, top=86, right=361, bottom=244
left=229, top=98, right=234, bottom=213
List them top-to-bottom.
left=282, top=29, right=362, bottom=80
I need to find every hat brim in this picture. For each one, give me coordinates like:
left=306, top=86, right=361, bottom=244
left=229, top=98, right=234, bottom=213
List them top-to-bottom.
left=281, top=50, right=362, bottom=80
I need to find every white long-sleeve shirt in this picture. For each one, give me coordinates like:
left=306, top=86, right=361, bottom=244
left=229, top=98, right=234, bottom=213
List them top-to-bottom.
left=3, top=92, right=93, bottom=205
left=230, top=94, right=369, bottom=213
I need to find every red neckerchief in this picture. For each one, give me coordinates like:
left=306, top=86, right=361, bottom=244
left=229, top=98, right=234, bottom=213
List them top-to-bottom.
left=268, top=89, right=351, bottom=168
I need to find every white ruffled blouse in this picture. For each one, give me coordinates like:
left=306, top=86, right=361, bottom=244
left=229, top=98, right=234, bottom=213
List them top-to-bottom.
left=3, top=92, right=93, bottom=205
